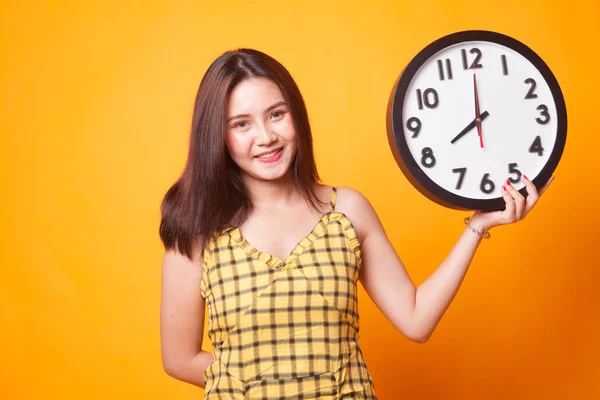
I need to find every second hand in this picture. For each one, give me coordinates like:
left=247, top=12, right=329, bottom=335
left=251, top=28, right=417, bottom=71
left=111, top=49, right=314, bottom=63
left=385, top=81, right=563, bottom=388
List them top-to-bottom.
left=473, top=72, right=484, bottom=148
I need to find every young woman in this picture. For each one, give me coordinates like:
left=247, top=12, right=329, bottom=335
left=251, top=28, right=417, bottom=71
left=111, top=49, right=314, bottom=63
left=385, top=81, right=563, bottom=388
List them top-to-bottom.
left=159, top=48, right=554, bottom=399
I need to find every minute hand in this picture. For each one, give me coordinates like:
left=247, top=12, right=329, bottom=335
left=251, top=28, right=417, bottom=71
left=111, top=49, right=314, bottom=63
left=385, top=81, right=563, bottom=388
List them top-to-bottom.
left=450, top=111, right=490, bottom=144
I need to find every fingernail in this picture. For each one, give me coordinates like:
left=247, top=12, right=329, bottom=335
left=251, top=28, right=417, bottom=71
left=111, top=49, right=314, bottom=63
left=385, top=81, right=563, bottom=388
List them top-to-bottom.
left=523, top=175, right=528, bottom=180
left=506, top=179, right=511, bottom=186
left=502, top=185, right=507, bottom=191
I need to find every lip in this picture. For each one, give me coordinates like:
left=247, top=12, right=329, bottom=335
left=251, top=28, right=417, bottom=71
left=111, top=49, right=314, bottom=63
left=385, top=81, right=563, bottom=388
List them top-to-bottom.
left=255, top=147, right=283, bottom=163
left=255, top=147, right=283, bottom=157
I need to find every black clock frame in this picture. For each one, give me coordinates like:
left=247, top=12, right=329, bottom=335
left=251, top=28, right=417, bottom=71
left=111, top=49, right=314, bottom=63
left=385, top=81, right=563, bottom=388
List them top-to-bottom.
left=387, top=30, right=567, bottom=211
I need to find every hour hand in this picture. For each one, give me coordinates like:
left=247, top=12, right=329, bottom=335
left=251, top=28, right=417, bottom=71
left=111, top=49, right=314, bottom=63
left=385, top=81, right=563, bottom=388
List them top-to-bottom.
left=450, top=111, right=490, bottom=144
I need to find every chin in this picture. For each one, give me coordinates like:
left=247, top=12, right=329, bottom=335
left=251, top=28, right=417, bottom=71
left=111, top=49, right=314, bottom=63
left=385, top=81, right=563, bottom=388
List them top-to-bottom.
left=246, top=161, right=294, bottom=182
left=254, top=168, right=292, bottom=182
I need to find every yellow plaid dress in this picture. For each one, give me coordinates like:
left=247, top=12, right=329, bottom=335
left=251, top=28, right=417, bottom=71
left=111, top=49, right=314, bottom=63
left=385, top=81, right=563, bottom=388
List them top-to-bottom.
left=200, top=187, right=377, bottom=399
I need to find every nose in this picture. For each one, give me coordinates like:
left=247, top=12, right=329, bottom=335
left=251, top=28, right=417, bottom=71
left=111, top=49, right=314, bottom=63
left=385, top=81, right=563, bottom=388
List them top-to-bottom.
left=254, top=123, right=276, bottom=145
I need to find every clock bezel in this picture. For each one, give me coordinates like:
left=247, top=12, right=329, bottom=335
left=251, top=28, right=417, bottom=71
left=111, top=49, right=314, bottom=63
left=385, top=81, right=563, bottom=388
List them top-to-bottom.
left=388, top=30, right=567, bottom=211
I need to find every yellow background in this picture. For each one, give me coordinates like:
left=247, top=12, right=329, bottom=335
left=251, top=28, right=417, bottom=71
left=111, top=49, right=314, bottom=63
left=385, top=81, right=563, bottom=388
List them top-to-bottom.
left=2, top=0, right=598, bottom=399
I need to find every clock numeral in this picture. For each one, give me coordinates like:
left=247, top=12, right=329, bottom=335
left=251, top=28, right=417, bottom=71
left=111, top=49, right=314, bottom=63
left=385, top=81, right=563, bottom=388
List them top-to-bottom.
left=461, top=48, right=483, bottom=69
left=501, top=55, right=509, bottom=75
left=437, top=59, right=453, bottom=81
left=524, top=78, right=538, bottom=99
left=416, top=88, right=439, bottom=110
left=536, top=104, right=550, bottom=124
left=406, top=117, right=422, bottom=138
left=529, top=135, right=544, bottom=156
left=420, top=147, right=436, bottom=168
left=508, top=163, right=522, bottom=184
left=452, top=167, right=467, bottom=190
left=480, top=173, right=495, bottom=194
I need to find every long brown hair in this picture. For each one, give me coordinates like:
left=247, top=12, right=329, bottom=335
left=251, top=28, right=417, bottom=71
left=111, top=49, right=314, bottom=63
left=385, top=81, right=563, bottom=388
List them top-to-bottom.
left=159, top=49, right=322, bottom=259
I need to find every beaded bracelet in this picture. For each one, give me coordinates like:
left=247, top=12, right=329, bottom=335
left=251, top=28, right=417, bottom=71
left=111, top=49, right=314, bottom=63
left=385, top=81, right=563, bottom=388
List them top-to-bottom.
left=464, top=216, right=491, bottom=239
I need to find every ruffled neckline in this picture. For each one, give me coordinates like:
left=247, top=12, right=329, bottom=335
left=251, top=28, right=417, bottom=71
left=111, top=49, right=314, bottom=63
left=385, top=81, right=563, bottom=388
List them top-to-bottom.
left=224, top=211, right=361, bottom=270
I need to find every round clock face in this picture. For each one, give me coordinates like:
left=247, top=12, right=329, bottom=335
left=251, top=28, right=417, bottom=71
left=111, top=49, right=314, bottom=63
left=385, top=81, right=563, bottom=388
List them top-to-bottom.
left=389, top=30, right=567, bottom=211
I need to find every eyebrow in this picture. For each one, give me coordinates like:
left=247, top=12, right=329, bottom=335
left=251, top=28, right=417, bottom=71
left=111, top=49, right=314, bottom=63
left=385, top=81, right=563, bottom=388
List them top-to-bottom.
left=227, top=101, right=288, bottom=123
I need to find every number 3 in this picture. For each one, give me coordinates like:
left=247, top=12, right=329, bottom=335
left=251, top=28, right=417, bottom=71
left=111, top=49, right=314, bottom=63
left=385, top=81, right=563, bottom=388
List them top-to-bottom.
left=536, top=104, right=550, bottom=124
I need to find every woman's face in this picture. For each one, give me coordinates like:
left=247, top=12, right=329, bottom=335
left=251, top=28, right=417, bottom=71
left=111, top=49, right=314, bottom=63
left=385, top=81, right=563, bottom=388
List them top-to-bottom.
left=225, top=77, right=297, bottom=182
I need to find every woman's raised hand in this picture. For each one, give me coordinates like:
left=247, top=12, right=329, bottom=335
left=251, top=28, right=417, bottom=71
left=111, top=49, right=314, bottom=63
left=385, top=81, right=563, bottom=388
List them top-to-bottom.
left=470, top=174, right=555, bottom=232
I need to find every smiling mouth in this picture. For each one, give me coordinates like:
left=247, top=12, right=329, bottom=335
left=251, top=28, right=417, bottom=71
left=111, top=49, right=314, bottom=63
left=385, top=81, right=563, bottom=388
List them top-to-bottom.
left=255, top=148, right=283, bottom=159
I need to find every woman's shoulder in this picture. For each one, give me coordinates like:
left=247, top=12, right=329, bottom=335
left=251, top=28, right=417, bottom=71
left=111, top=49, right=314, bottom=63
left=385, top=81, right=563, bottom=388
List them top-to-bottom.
left=314, top=184, right=369, bottom=207
left=323, top=185, right=380, bottom=242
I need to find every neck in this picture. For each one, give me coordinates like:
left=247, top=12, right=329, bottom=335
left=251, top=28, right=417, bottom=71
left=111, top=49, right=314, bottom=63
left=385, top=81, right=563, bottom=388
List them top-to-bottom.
left=242, top=171, right=304, bottom=210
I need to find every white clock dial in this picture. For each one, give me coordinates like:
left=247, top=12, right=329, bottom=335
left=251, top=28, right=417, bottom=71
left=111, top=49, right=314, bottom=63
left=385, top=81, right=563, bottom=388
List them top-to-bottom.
left=389, top=31, right=566, bottom=211
left=402, top=41, right=557, bottom=199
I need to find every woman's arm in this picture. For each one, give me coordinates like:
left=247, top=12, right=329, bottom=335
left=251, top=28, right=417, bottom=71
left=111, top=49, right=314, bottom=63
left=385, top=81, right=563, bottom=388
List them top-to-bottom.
left=337, top=176, right=553, bottom=343
left=160, top=242, right=213, bottom=388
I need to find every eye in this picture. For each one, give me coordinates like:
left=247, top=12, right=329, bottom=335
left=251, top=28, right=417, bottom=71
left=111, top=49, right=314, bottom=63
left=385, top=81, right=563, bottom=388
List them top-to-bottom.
left=271, top=111, right=285, bottom=119
left=233, top=121, right=248, bottom=129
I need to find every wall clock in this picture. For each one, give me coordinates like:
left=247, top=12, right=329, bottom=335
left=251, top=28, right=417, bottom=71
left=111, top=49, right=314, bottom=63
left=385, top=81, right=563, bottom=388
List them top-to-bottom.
left=387, top=30, right=567, bottom=211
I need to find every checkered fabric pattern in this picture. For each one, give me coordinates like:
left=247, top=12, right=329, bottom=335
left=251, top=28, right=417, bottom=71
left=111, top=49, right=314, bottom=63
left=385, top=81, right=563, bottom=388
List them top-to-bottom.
left=200, top=187, right=377, bottom=399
